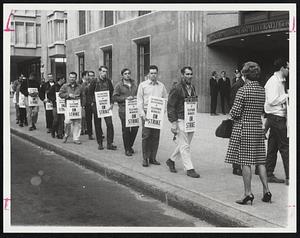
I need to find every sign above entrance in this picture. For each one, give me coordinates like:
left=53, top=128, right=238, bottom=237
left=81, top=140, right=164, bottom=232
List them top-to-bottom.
left=207, top=19, right=289, bottom=46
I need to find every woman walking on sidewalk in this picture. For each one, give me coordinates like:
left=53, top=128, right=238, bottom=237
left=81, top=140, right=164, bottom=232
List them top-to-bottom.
left=225, top=61, right=272, bottom=205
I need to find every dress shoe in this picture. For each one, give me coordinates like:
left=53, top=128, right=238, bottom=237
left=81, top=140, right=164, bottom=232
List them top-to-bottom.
left=222, top=112, right=226, bottom=115
left=16, top=120, right=19, bottom=124
left=24, top=122, right=28, bottom=126
left=19, top=123, right=24, bottom=127
left=32, top=124, right=36, bottom=130
left=29, top=126, right=35, bottom=131
left=47, top=129, right=51, bottom=133
left=51, top=133, right=56, bottom=138
left=57, top=135, right=63, bottom=139
left=63, top=135, right=68, bottom=143
left=88, top=135, right=94, bottom=140
left=102, top=135, right=105, bottom=139
left=74, top=140, right=81, bottom=145
left=98, top=144, right=104, bottom=150
left=107, top=144, right=117, bottom=150
left=129, top=147, right=135, bottom=154
left=125, top=150, right=133, bottom=156
left=142, top=158, right=149, bottom=167
left=149, top=159, right=161, bottom=165
left=166, top=159, right=177, bottom=173
left=233, top=168, right=242, bottom=176
left=187, top=169, right=200, bottom=178
left=267, top=175, right=284, bottom=183
left=261, top=192, right=272, bottom=203
left=236, top=194, right=254, bottom=205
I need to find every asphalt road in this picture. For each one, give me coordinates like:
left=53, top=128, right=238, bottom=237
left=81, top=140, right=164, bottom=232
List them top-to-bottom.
left=10, top=135, right=213, bottom=227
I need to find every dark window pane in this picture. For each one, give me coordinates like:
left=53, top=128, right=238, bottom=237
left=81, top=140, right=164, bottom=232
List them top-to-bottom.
left=79, top=11, right=86, bottom=35
left=104, top=11, right=114, bottom=27
left=138, top=11, right=151, bottom=16
left=103, top=48, right=112, bottom=79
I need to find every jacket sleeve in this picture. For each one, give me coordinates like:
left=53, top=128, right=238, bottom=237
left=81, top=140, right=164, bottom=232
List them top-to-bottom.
left=108, top=79, right=114, bottom=103
left=88, top=80, right=96, bottom=103
left=20, top=81, right=28, bottom=97
left=39, top=83, right=46, bottom=101
left=113, top=83, right=126, bottom=103
left=59, top=84, right=69, bottom=99
left=47, top=85, right=56, bottom=103
left=80, top=86, right=86, bottom=107
left=167, top=86, right=179, bottom=123
left=229, top=87, right=244, bottom=120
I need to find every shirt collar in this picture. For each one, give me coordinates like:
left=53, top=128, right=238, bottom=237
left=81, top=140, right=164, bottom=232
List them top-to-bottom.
left=274, top=72, right=286, bottom=82
left=148, top=79, right=159, bottom=85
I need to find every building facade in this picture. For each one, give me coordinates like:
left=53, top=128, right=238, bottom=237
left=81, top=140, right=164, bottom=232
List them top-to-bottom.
left=10, top=10, right=68, bottom=83
left=65, top=10, right=289, bottom=112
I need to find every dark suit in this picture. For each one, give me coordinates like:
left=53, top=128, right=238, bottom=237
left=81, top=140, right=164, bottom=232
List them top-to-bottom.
left=209, top=77, right=218, bottom=114
left=218, top=77, right=231, bottom=113
left=39, top=81, right=55, bottom=130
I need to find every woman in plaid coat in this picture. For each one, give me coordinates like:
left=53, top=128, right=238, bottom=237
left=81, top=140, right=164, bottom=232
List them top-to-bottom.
left=225, top=62, right=271, bottom=205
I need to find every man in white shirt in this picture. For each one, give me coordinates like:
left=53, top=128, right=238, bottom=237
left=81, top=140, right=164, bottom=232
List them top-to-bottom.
left=264, top=58, right=289, bottom=185
left=137, top=65, right=168, bottom=167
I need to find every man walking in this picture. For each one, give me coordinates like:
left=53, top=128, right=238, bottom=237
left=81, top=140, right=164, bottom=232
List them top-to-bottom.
left=265, top=58, right=289, bottom=185
left=137, top=65, right=168, bottom=167
left=89, top=66, right=117, bottom=150
left=166, top=66, right=200, bottom=178
left=113, top=68, right=139, bottom=156
left=209, top=71, right=219, bottom=116
left=218, top=71, right=231, bottom=114
left=20, top=72, right=40, bottom=131
left=59, top=72, right=85, bottom=144
left=39, top=73, right=55, bottom=133
left=12, top=74, right=24, bottom=124
left=47, top=76, right=66, bottom=139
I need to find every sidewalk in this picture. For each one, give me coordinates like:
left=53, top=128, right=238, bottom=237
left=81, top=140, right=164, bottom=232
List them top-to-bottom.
left=9, top=99, right=290, bottom=228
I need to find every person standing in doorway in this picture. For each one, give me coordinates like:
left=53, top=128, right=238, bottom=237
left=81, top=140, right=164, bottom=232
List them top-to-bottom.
left=137, top=65, right=168, bottom=167
left=209, top=71, right=219, bottom=116
left=218, top=71, right=231, bottom=115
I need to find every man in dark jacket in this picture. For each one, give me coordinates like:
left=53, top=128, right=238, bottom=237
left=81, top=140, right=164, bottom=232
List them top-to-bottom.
left=89, top=65, right=117, bottom=150
left=166, top=66, right=200, bottom=178
left=209, top=71, right=219, bottom=115
left=218, top=71, right=231, bottom=114
left=20, top=72, right=40, bottom=131
left=39, top=73, right=55, bottom=133
left=47, top=76, right=66, bottom=139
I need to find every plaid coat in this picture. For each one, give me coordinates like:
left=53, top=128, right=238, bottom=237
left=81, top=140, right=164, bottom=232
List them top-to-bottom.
left=225, top=81, right=266, bottom=166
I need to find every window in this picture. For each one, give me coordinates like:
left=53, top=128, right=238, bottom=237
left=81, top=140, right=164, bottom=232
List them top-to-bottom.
left=79, top=11, right=86, bottom=35
left=86, top=11, right=92, bottom=32
left=104, top=11, right=114, bottom=27
left=115, top=11, right=137, bottom=23
left=138, top=11, right=151, bottom=16
left=54, top=19, right=64, bottom=42
left=65, top=20, right=68, bottom=40
left=48, top=21, right=54, bottom=44
left=10, top=22, right=14, bottom=44
left=15, top=22, right=25, bottom=45
left=36, top=24, right=41, bottom=45
left=136, top=38, right=150, bottom=84
left=102, top=47, right=112, bottom=79
left=78, top=53, right=85, bottom=81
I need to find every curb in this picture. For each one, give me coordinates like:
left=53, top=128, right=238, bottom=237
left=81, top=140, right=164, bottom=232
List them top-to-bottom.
left=11, top=128, right=281, bottom=228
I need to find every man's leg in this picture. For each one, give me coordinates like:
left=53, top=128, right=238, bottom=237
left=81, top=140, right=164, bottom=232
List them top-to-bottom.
left=220, top=94, right=225, bottom=114
left=86, top=104, right=93, bottom=136
left=52, top=107, right=58, bottom=137
left=93, top=113, right=103, bottom=147
left=57, top=114, right=64, bottom=137
left=119, top=115, right=130, bottom=151
left=104, top=116, right=114, bottom=147
left=141, top=119, right=151, bottom=166
left=277, top=122, right=289, bottom=181
left=129, top=126, right=139, bottom=150
left=266, top=127, right=279, bottom=177
left=149, top=128, right=160, bottom=163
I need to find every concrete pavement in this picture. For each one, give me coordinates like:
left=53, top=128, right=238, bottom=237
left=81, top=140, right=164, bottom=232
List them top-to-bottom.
left=9, top=99, right=292, bottom=228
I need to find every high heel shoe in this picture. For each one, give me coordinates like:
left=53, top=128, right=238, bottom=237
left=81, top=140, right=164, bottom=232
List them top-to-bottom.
left=262, top=192, right=272, bottom=203
left=235, top=194, right=254, bottom=205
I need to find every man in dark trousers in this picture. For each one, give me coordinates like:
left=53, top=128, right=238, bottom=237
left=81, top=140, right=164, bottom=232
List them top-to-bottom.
left=89, top=65, right=117, bottom=150
left=229, top=70, right=245, bottom=176
left=209, top=71, right=219, bottom=116
left=218, top=71, right=231, bottom=114
left=39, top=73, right=55, bottom=133
left=47, top=76, right=66, bottom=139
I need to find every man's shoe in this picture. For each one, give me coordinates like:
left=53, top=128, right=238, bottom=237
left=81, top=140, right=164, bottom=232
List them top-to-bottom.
left=16, top=120, right=19, bottom=124
left=24, top=122, right=28, bottom=126
left=19, top=123, right=24, bottom=127
left=32, top=124, right=36, bottom=130
left=29, top=126, right=35, bottom=131
left=47, top=129, right=51, bottom=133
left=51, top=133, right=55, bottom=138
left=57, top=135, right=63, bottom=139
left=63, top=135, right=68, bottom=143
left=88, top=135, right=94, bottom=140
left=102, top=135, right=105, bottom=139
left=74, top=140, right=81, bottom=145
left=98, top=144, right=104, bottom=150
left=107, top=144, right=117, bottom=150
left=129, top=147, right=135, bottom=154
left=125, top=150, right=133, bottom=156
left=142, top=158, right=149, bottom=167
left=149, top=159, right=161, bottom=165
left=166, top=159, right=177, bottom=173
left=233, top=168, right=242, bottom=176
left=187, top=169, right=200, bottom=178
left=267, top=175, right=285, bottom=183
left=285, top=179, right=289, bottom=186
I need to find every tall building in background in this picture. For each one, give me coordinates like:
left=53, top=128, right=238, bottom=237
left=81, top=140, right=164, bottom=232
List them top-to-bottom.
left=10, top=10, right=67, bottom=83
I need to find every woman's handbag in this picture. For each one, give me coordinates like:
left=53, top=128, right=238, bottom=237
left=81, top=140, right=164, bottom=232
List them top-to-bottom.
left=215, top=119, right=233, bottom=138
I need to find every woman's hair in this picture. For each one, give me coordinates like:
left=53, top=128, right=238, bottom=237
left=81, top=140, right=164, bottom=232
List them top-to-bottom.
left=241, top=61, right=261, bottom=81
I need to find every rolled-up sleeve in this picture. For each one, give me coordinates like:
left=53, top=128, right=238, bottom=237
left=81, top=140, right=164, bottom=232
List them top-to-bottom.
left=137, top=83, right=145, bottom=117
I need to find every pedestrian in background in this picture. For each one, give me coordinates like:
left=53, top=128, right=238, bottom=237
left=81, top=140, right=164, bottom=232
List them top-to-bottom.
left=264, top=58, right=289, bottom=185
left=225, top=61, right=271, bottom=205
left=137, top=65, right=168, bottom=167
left=89, top=66, right=117, bottom=150
left=166, top=66, right=200, bottom=178
left=113, top=68, right=139, bottom=156
left=232, top=69, right=242, bottom=85
left=80, top=71, right=89, bottom=135
left=209, top=71, right=219, bottom=116
left=218, top=71, right=231, bottom=115
left=20, top=72, right=40, bottom=131
left=59, top=72, right=86, bottom=144
left=39, top=73, right=55, bottom=133
left=12, top=74, right=23, bottom=124
left=16, top=76, right=28, bottom=127
left=47, top=76, right=66, bottom=139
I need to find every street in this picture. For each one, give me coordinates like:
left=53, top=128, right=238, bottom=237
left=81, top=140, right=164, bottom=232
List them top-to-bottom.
left=10, top=134, right=213, bottom=227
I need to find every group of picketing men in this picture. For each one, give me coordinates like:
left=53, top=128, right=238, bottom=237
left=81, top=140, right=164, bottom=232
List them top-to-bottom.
left=12, top=59, right=289, bottom=183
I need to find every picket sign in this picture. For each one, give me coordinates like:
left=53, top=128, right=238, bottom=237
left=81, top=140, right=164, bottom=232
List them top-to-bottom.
left=28, top=88, right=39, bottom=106
left=95, top=91, right=112, bottom=118
left=13, top=92, right=17, bottom=103
left=56, top=92, right=66, bottom=114
left=19, top=93, right=26, bottom=108
left=145, top=96, right=165, bottom=130
left=184, top=97, right=197, bottom=133
left=125, top=98, right=139, bottom=127
left=66, top=99, right=81, bottom=120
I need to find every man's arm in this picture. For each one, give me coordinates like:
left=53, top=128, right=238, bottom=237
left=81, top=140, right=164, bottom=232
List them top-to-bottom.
left=265, top=79, right=288, bottom=106
left=113, top=83, right=126, bottom=103
left=137, top=83, right=145, bottom=118
left=59, top=84, right=69, bottom=99
left=167, top=87, right=179, bottom=123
